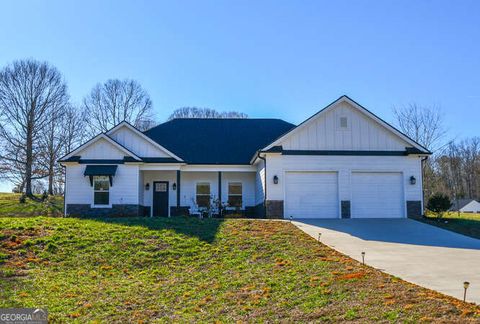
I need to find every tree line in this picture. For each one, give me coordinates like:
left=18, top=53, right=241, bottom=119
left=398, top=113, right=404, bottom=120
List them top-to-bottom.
left=0, top=59, right=247, bottom=198
left=393, top=104, right=480, bottom=204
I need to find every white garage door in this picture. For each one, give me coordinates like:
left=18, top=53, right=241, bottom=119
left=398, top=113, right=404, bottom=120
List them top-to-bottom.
left=285, top=171, right=339, bottom=218
left=351, top=172, right=404, bottom=218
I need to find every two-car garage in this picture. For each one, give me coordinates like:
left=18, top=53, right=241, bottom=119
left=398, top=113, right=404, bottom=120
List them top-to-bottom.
left=284, top=171, right=405, bottom=219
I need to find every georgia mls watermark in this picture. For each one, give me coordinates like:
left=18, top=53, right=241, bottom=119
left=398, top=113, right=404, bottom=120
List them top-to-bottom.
left=0, top=308, right=47, bottom=324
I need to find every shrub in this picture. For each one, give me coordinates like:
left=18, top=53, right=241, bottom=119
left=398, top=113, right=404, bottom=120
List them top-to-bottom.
left=427, top=193, right=451, bottom=219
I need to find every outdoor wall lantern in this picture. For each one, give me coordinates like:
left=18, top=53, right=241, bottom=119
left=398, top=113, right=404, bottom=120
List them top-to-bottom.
left=273, top=175, right=279, bottom=184
left=410, top=176, right=416, bottom=185
left=172, top=182, right=177, bottom=190
left=145, top=183, right=150, bottom=191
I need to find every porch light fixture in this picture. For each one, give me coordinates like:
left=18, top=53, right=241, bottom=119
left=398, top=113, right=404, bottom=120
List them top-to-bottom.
left=273, top=175, right=279, bottom=184
left=410, top=176, right=416, bottom=185
left=172, top=182, right=177, bottom=190
left=145, top=183, right=150, bottom=191
left=464, top=281, right=470, bottom=302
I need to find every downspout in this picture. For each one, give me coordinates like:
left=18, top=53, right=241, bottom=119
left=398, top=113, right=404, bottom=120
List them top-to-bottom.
left=257, top=152, right=267, bottom=218
left=421, top=155, right=429, bottom=216
left=62, top=164, right=67, bottom=217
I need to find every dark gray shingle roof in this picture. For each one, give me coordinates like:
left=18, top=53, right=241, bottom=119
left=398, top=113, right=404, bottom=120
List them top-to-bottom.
left=144, top=118, right=295, bottom=164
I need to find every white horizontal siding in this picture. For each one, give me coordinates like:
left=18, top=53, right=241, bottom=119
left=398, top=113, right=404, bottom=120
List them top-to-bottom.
left=281, top=101, right=410, bottom=151
left=109, top=126, right=171, bottom=157
left=77, top=138, right=126, bottom=159
left=266, top=154, right=423, bottom=205
left=255, top=162, right=265, bottom=205
left=65, top=164, right=139, bottom=206
left=65, top=165, right=91, bottom=204
left=142, top=170, right=177, bottom=212
left=140, top=171, right=256, bottom=212
left=180, top=172, right=219, bottom=209
left=221, top=172, right=256, bottom=208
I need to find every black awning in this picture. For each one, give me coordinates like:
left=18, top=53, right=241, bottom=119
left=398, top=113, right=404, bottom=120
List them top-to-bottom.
left=84, top=165, right=118, bottom=186
left=84, top=165, right=118, bottom=176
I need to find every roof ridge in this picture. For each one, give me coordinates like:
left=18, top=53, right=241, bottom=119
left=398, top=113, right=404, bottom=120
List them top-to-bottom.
left=164, top=117, right=289, bottom=121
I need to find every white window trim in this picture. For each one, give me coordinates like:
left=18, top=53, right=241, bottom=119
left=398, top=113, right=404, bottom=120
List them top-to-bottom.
left=91, top=176, right=111, bottom=208
left=195, top=181, right=211, bottom=209
left=227, top=181, right=243, bottom=209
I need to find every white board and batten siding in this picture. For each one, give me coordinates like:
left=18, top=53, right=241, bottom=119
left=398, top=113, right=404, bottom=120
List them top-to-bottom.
left=263, top=99, right=424, bottom=219
left=281, top=101, right=411, bottom=151
left=109, top=126, right=172, bottom=158
left=77, top=138, right=127, bottom=159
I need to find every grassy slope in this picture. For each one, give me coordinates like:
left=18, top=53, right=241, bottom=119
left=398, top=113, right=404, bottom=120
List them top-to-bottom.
left=0, top=193, right=63, bottom=217
left=420, top=212, right=480, bottom=240
left=1, top=217, right=479, bottom=322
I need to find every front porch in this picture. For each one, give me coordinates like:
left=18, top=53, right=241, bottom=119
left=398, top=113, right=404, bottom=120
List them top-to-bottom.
left=139, top=166, right=258, bottom=218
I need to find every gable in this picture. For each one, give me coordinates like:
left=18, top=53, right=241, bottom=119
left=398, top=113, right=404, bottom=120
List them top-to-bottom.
left=263, top=96, right=429, bottom=154
left=280, top=100, right=410, bottom=151
left=106, top=122, right=183, bottom=161
left=109, top=125, right=172, bottom=158
left=59, top=133, right=142, bottom=163
left=77, top=138, right=129, bottom=159
left=461, top=200, right=480, bottom=211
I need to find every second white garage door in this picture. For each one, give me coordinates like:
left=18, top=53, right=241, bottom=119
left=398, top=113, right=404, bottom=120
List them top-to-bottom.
left=285, top=171, right=339, bottom=218
left=351, top=172, right=404, bottom=218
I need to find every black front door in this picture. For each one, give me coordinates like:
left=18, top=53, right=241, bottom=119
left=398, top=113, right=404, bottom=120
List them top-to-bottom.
left=153, top=181, right=169, bottom=217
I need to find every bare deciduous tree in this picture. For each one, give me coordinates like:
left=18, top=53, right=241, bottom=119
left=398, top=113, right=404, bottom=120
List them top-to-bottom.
left=0, top=59, right=69, bottom=197
left=83, top=79, right=154, bottom=136
left=393, top=103, right=447, bottom=152
left=393, top=103, right=449, bottom=202
left=62, top=104, right=86, bottom=156
left=38, top=106, right=64, bottom=194
left=168, top=107, right=248, bottom=120
left=435, top=138, right=480, bottom=201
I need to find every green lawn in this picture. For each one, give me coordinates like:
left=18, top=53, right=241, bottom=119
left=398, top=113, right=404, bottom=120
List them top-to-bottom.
left=0, top=193, right=63, bottom=217
left=420, top=212, right=480, bottom=240
left=1, top=217, right=478, bottom=322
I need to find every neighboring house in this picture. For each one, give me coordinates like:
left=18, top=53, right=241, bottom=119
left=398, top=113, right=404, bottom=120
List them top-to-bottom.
left=59, top=95, right=431, bottom=219
left=450, top=199, right=480, bottom=213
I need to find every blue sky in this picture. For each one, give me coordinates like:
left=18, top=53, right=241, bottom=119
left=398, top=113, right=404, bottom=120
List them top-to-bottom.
left=0, top=0, right=479, bottom=191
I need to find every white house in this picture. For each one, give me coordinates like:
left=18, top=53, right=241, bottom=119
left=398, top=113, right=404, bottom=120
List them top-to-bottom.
left=59, top=96, right=430, bottom=219
left=450, top=199, right=480, bottom=213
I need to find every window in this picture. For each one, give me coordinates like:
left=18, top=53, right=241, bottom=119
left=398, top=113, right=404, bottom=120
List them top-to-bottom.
left=340, top=116, right=348, bottom=128
left=93, top=176, right=110, bottom=205
left=228, top=182, right=242, bottom=208
left=155, top=183, right=167, bottom=192
left=196, top=183, right=210, bottom=208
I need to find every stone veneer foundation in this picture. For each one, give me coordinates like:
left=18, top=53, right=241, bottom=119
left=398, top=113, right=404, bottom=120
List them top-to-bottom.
left=265, top=200, right=284, bottom=219
left=406, top=201, right=422, bottom=218
left=66, top=204, right=143, bottom=217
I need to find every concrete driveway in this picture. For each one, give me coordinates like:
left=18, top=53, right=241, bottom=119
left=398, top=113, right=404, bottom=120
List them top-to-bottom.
left=293, top=219, right=480, bottom=304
